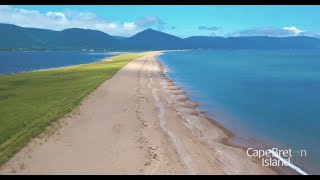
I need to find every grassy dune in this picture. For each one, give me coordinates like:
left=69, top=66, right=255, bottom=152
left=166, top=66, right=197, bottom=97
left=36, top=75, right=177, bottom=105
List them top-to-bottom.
left=0, top=53, right=143, bottom=166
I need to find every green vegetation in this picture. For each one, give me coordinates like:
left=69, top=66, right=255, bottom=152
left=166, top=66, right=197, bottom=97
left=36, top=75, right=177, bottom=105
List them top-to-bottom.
left=0, top=53, right=143, bottom=166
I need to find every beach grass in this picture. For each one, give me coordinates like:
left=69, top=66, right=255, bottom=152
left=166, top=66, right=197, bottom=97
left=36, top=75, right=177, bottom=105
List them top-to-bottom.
left=0, top=53, right=143, bottom=166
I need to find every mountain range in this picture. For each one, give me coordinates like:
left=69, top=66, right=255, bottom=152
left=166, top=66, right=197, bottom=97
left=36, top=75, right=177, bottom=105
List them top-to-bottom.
left=1, top=23, right=320, bottom=51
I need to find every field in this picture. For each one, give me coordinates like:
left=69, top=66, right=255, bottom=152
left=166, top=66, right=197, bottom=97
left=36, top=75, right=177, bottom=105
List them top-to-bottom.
left=0, top=53, right=142, bottom=166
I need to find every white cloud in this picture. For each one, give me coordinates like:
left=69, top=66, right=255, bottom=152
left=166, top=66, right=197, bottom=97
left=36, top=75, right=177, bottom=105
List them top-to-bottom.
left=0, top=5, right=171, bottom=36
left=45, top=12, right=68, bottom=25
left=134, top=15, right=175, bottom=31
left=135, top=16, right=159, bottom=28
left=123, top=22, right=137, bottom=32
left=198, top=26, right=221, bottom=31
left=235, top=26, right=304, bottom=37
left=282, top=26, right=303, bottom=36
left=299, top=30, right=320, bottom=38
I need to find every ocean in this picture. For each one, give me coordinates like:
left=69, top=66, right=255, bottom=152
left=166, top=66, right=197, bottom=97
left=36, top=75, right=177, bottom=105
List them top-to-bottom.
left=158, top=50, right=320, bottom=175
left=0, top=51, right=121, bottom=75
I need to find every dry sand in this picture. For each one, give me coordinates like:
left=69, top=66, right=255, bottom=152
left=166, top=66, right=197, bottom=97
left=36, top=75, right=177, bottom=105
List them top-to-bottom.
left=0, top=51, right=276, bottom=175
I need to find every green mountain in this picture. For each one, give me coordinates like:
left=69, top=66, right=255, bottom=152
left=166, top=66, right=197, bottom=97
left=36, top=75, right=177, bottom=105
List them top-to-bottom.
left=0, top=23, right=117, bottom=51
left=1, top=23, right=320, bottom=51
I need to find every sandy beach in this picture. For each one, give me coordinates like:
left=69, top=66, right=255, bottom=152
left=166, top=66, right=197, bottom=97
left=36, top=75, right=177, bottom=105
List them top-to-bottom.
left=0, top=51, right=276, bottom=175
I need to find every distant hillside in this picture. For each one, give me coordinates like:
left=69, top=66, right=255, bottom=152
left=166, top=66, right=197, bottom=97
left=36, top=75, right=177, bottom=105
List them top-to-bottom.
left=0, top=23, right=118, bottom=51
left=0, top=23, right=47, bottom=50
left=1, top=23, right=320, bottom=51
left=48, top=28, right=119, bottom=50
left=122, top=28, right=185, bottom=50
left=112, top=36, right=128, bottom=40
left=184, top=36, right=320, bottom=49
left=184, top=36, right=229, bottom=49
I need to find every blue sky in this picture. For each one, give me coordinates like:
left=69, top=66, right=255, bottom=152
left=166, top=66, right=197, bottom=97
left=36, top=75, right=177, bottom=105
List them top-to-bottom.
left=1, top=5, right=320, bottom=38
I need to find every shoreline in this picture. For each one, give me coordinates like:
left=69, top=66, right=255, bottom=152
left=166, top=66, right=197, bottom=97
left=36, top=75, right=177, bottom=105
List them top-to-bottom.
left=0, top=51, right=276, bottom=174
left=156, top=51, right=311, bottom=175
left=154, top=52, right=279, bottom=175
left=164, top=82, right=284, bottom=175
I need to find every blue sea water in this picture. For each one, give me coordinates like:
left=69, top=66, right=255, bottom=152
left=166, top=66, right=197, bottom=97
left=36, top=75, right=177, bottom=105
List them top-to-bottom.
left=158, top=50, right=320, bottom=175
left=0, top=51, right=120, bottom=75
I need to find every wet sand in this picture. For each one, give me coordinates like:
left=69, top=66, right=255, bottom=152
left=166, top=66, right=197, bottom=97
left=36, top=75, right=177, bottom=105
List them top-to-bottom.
left=0, top=51, right=276, bottom=174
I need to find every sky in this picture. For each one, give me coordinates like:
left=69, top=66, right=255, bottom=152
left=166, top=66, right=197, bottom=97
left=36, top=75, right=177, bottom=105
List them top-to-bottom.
left=0, top=5, right=320, bottom=38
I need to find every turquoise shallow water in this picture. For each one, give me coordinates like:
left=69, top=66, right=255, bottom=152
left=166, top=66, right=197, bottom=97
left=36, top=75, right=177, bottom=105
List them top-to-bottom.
left=158, top=50, right=320, bottom=175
